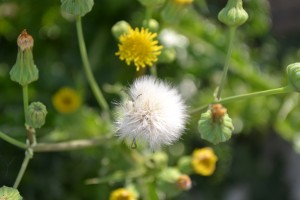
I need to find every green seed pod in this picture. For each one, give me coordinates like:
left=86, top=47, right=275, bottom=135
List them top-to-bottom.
left=61, top=0, right=94, bottom=17
left=138, top=0, right=165, bottom=8
left=218, top=0, right=248, bottom=27
left=142, top=19, right=159, bottom=33
left=111, top=21, right=131, bottom=39
left=10, top=30, right=38, bottom=86
left=287, top=63, right=300, bottom=92
left=27, top=102, right=48, bottom=128
left=198, top=104, right=234, bottom=144
left=145, top=151, right=168, bottom=171
left=0, top=186, right=23, bottom=200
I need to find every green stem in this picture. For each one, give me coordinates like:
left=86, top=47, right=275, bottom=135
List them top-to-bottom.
left=145, top=7, right=153, bottom=28
left=76, top=17, right=109, bottom=111
left=216, top=27, right=236, bottom=100
left=150, top=65, right=157, bottom=76
left=22, top=85, right=29, bottom=123
left=190, top=86, right=292, bottom=114
left=0, top=131, right=27, bottom=149
left=13, top=149, right=33, bottom=188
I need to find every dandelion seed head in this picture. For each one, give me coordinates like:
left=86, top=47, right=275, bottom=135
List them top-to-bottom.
left=115, top=76, right=188, bottom=150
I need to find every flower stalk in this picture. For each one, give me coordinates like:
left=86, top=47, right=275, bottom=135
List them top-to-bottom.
left=76, top=16, right=109, bottom=112
left=13, top=148, right=33, bottom=189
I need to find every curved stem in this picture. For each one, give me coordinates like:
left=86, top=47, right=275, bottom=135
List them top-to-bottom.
left=76, top=17, right=109, bottom=112
left=216, top=27, right=236, bottom=100
left=22, top=85, right=29, bottom=123
left=190, top=86, right=292, bottom=114
left=0, top=131, right=27, bottom=149
left=33, top=135, right=112, bottom=152
left=13, top=148, right=33, bottom=188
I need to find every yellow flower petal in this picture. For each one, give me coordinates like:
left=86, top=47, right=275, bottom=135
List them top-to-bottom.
left=116, top=27, right=163, bottom=71
left=52, top=87, right=81, bottom=114
left=191, top=147, right=218, bottom=176
left=109, top=188, right=136, bottom=200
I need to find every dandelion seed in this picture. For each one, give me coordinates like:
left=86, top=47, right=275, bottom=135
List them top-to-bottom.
left=115, top=28, right=163, bottom=71
left=115, top=76, right=188, bottom=150
left=52, top=87, right=81, bottom=114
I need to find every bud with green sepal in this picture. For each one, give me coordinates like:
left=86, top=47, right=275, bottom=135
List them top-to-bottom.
left=61, top=0, right=94, bottom=17
left=138, top=0, right=165, bottom=8
left=218, top=0, right=248, bottom=27
left=142, top=19, right=159, bottom=32
left=112, top=21, right=131, bottom=39
left=10, top=30, right=38, bottom=86
left=158, top=48, right=176, bottom=64
left=287, top=63, right=300, bottom=92
left=27, top=102, right=47, bottom=128
left=198, top=104, right=234, bottom=144
left=177, top=156, right=193, bottom=174
left=0, top=186, right=23, bottom=200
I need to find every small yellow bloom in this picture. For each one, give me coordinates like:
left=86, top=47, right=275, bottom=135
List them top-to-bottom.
left=173, top=0, right=193, bottom=5
left=116, top=27, right=163, bottom=71
left=52, top=87, right=81, bottom=114
left=191, top=147, right=218, bottom=176
left=109, top=188, right=136, bottom=200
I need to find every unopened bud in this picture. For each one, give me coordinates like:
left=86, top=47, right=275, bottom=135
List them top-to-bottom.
left=61, top=0, right=94, bottom=17
left=161, top=0, right=193, bottom=24
left=218, top=0, right=248, bottom=27
left=142, top=19, right=159, bottom=32
left=112, top=21, right=131, bottom=39
left=10, top=30, right=38, bottom=86
left=158, top=48, right=176, bottom=64
left=287, top=63, right=300, bottom=92
left=27, top=102, right=47, bottom=128
left=198, top=104, right=234, bottom=144
left=176, top=175, right=192, bottom=190
left=0, top=186, right=23, bottom=200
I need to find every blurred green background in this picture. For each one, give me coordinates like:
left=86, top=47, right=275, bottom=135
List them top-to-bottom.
left=1, top=0, right=300, bottom=199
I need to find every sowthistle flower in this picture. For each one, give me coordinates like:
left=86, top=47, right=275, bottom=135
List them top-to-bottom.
left=116, top=28, right=163, bottom=71
left=115, top=76, right=187, bottom=150
left=52, top=87, right=81, bottom=114
left=191, top=147, right=218, bottom=176
left=109, top=188, right=136, bottom=200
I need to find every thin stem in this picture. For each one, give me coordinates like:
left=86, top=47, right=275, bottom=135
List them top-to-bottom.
left=145, top=7, right=153, bottom=28
left=76, top=17, right=109, bottom=111
left=216, top=27, right=236, bottom=100
left=22, top=85, right=29, bottom=123
left=190, top=86, right=292, bottom=115
left=0, top=131, right=27, bottom=149
left=33, top=135, right=112, bottom=152
left=13, top=149, right=33, bottom=188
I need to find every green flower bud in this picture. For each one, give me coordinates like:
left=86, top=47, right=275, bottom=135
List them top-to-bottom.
left=61, top=0, right=94, bottom=17
left=138, top=0, right=165, bottom=8
left=161, top=0, right=193, bottom=24
left=218, top=0, right=248, bottom=27
left=142, top=19, right=159, bottom=33
left=112, top=21, right=131, bottom=39
left=10, top=30, right=38, bottom=86
left=158, top=48, right=176, bottom=64
left=287, top=63, right=300, bottom=92
left=27, top=102, right=47, bottom=128
left=198, top=104, right=234, bottom=144
left=145, top=151, right=168, bottom=170
left=177, top=156, right=193, bottom=174
left=157, top=167, right=182, bottom=198
left=0, top=186, right=23, bottom=200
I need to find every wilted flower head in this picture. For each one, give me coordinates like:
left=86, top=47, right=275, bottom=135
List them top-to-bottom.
left=115, top=27, right=163, bottom=71
left=115, top=76, right=187, bottom=150
left=52, top=87, right=81, bottom=114
left=191, top=147, right=218, bottom=176
left=176, top=174, right=192, bottom=190
left=109, top=188, right=136, bottom=200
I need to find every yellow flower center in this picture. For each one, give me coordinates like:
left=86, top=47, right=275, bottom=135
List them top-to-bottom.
left=116, top=27, right=163, bottom=71
left=52, top=87, right=81, bottom=114
left=109, top=188, right=136, bottom=200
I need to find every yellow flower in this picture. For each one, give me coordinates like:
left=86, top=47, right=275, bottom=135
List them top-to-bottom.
left=173, top=0, right=193, bottom=5
left=116, top=27, right=163, bottom=71
left=52, top=87, right=81, bottom=114
left=191, top=147, right=218, bottom=176
left=109, top=188, right=136, bottom=200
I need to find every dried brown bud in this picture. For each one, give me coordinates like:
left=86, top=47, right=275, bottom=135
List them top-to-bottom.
left=17, top=29, right=34, bottom=51
left=211, top=104, right=227, bottom=122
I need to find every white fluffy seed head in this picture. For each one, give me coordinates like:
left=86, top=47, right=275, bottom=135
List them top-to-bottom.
left=115, top=76, right=188, bottom=150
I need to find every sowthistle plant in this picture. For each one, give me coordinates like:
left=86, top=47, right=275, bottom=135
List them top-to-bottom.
left=0, top=0, right=299, bottom=199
